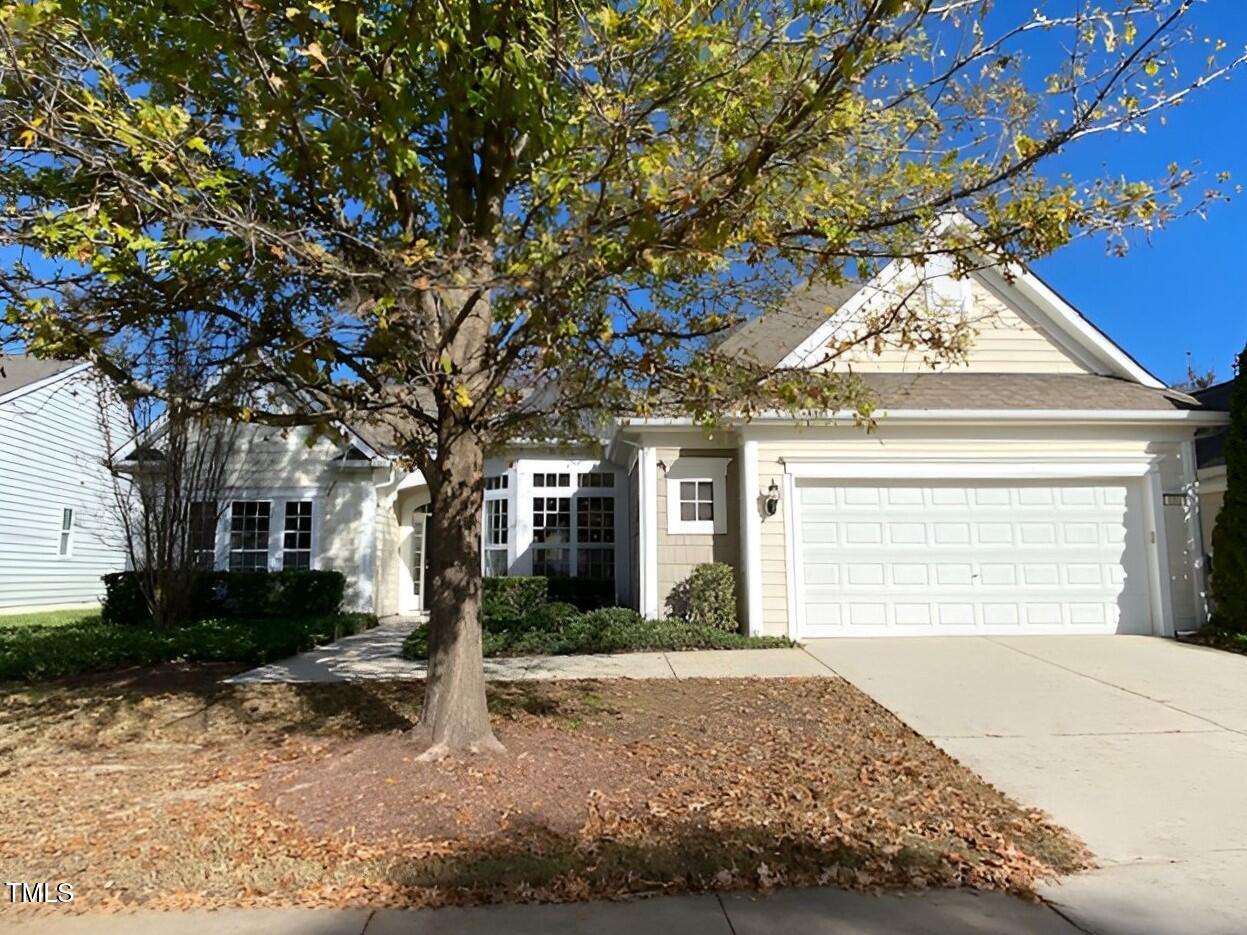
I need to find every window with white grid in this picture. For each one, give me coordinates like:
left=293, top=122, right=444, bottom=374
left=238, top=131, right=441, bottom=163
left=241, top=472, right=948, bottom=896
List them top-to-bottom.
left=532, top=496, right=571, bottom=576
left=484, top=498, right=509, bottom=577
left=229, top=501, right=271, bottom=571
left=282, top=501, right=313, bottom=570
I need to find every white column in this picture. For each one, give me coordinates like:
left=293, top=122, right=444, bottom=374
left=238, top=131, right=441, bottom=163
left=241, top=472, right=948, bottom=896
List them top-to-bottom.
left=739, top=438, right=763, bottom=636
left=1181, top=440, right=1210, bottom=627
left=638, top=446, right=659, bottom=619
left=1143, top=466, right=1175, bottom=637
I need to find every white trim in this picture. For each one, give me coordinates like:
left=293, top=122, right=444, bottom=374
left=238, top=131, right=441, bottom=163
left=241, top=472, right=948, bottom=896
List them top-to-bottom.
left=772, top=222, right=1164, bottom=388
left=996, top=265, right=1164, bottom=387
left=0, top=362, right=91, bottom=407
left=624, top=409, right=1226, bottom=428
left=739, top=440, right=763, bottom=636
left=1181, top=440, right=1210, bottom=627
left=638, top=447, right=659, bottom=619
left=665, top=457, right=730, bottom=535
left=782, top=457, right=1159, bottom=481
left=1144, top=466, right=1176, bottom=636
left=782, top=471, right=799, bottom=642
left=357, top=486, right=376, bottom=611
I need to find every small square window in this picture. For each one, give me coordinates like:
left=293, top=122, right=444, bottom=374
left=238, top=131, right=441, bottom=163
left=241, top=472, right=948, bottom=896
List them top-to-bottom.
left=677, top=480, right=714, bottom=523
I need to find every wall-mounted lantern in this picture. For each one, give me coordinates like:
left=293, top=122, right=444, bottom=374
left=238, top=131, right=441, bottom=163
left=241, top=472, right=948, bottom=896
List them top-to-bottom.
left=764, top=479, right=781, bottom=517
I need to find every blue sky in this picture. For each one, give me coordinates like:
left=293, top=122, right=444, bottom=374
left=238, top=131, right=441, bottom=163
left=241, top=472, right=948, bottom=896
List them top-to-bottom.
left=1030, top=2, right=1247, bottom=386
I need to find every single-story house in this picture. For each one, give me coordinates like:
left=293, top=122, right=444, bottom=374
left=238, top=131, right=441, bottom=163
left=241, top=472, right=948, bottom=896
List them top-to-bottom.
left=161, top=257, right=1227, bottom=639
left=0, top=357, right=129, bottom=612
left=1192, top=377, right=1234, bottom=556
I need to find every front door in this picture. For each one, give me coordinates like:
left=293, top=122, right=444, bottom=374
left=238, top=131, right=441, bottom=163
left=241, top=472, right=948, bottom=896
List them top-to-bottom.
left=410, top=508, right=428, bottom=612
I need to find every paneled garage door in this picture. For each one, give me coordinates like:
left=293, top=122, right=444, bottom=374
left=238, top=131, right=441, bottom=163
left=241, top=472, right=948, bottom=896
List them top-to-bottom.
left=794, top=480, right=1152, bottom=637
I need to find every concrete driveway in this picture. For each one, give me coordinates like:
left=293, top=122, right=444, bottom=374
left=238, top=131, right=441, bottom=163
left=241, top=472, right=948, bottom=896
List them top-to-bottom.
left=804, top=636, right=1247, bottom=935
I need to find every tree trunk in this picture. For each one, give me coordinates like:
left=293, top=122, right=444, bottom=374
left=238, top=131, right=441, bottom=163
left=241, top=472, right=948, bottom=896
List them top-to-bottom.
left=408, top=243, right=502, bottom=758
left=410, top=423, right=503, bottom=758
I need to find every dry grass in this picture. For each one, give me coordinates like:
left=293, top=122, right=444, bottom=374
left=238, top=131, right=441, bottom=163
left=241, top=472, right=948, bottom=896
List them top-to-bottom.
left=0, top=668, right=1088, bottom=915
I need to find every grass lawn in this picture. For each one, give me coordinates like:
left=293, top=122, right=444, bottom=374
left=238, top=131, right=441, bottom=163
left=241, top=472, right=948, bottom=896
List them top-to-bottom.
left=0, top=608, right=103, bottom=627
left=0, top=610, right=377, bottom=682
left=0, top=672, right=1087, bottom=915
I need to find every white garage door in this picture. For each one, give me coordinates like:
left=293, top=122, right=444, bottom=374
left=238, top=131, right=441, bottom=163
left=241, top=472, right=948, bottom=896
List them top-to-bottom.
left=794, top=480, right=1152, bottom=637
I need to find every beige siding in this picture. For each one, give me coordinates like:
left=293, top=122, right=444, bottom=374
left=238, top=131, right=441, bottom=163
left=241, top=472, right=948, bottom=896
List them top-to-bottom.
left=829, top=277, right=1093, bottom=375
left=753, top=427, right=1199, bottom=637
left=655, top=446, right=741, bottom=617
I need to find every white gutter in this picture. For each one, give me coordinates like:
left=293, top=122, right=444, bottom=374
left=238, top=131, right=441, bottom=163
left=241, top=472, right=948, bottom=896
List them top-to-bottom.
left=621, top=409, right=1229, bottom=428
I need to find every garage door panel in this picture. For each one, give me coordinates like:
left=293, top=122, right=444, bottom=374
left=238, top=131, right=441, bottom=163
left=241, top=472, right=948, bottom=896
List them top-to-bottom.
left=794, top=480, right=1151, bottom=637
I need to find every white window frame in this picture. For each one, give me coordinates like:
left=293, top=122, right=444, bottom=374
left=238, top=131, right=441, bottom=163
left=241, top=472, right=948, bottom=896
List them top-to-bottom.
left=666, top=457, right=729, bottom=535
left=510, top=459, right=627, bottom=595
left=213, top=490, right=320, bottom=572
left=483, top=495, right=510, bottom=577
left=227, top=499, right=273, bottom=572
left=280, top=499, right=315, bottom=571
left=57, top=507, right=75, bottom=558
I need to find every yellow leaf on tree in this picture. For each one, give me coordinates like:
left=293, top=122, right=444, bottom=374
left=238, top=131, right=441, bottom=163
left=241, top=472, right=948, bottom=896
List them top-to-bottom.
left=454, top=385, right=473, bottom=409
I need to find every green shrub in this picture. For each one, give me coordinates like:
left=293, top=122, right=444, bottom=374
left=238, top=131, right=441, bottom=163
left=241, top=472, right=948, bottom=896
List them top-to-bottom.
left=1211, top=345, right=1247, bottom=633
left=665, top=563, right=738, bottom=632
left=101, top=570, right=346, bottom=624
left=101, top=572, right=151, bottom=625
left=547, top=575, right=615, bottom=610
left=483, top=576, right=548, bottom=616
left=522, top=601, right=581, bottom=632
left=401, top=607, right=792, bottom=660
left=579, top=607, right=643, bottom=629
left=0, top=612, right=376, bottom=682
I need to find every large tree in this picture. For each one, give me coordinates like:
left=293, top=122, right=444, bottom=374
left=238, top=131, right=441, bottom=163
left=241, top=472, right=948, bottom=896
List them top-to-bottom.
left=0, top=0, right=1239, bottom=755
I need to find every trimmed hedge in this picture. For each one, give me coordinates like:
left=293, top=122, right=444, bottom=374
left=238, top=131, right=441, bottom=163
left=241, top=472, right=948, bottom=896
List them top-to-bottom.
left=102, top=570, right=346, bottom=625
left=481, top=575, right=615, bottom=617
left=547, top=576, right=616, bottom=611
left=402, top=603, right=792, bottom=659
left=0, top=612, right=377, bottom=682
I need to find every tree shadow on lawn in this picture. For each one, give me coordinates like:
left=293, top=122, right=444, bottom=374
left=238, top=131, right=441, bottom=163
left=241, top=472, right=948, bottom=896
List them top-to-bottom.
left=0, top=671, right=603, bottom=752
left=370, top=818, right=1064, bottom=902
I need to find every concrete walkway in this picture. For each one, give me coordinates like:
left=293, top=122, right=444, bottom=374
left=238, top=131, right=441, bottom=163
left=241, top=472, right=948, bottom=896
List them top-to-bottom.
left=226, top=617, right=836, bottom=684
left=805, top=635, right=1247, bottom=935
left=4, top=887, right=1081, bottom=933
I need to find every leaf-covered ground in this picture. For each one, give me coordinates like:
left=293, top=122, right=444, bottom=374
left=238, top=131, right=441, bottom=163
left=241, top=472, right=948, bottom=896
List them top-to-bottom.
left=0, top=668, right=1088, bottom=916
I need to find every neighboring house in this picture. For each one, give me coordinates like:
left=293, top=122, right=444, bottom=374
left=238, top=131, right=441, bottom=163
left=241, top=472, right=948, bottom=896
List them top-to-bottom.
left=137, top=259, right=1227, bottom=638
left=0, top=357, right=128, bottom=612
left=1192, top=378, right=1233, bottom=556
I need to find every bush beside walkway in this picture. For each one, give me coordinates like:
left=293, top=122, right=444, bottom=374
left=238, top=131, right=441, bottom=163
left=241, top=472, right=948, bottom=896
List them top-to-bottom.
left=0, top=610, right=377, bottom=682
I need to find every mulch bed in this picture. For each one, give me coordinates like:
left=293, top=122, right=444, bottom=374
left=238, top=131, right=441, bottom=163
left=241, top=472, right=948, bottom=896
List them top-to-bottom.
left=1178, top=631, right=1247, bottom=656
left=0, top=671, right=1088, bottom=916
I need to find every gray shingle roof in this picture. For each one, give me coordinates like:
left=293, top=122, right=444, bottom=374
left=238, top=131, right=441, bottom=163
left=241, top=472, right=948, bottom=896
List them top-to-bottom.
left=715, top=281, right=861, bottom=369
left=0, top=356, right=82, bottom=397
left=854, top=373, right=1201, bottom=411
left=1193, top=378, right=1234, bottom=467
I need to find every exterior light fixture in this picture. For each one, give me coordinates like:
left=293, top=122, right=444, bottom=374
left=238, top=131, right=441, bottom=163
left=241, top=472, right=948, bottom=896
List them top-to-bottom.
left=764, top=479, right=781, bottom=517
